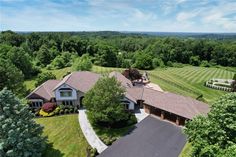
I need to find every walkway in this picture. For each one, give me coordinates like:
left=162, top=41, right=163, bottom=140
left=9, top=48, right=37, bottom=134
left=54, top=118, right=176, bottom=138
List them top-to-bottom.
left=78, top=109, right=108, bottom=153
left=134, top=109, right=149, bottom=122
left=98, top=115, right=187, bottom=157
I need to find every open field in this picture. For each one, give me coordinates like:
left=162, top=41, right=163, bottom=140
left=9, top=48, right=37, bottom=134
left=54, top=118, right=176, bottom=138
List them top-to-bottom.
left=149, top=66, right=235, bottom=104
left=35, top=114, right=89, bottom=157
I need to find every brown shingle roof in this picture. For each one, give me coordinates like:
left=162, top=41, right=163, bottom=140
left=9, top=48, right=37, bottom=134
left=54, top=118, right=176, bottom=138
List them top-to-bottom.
left=54, top=71, right=101, bottom=93
left=109, top=71, right=133, bottom=88
left=27, top=80, right=61, bottom=101
left=142, top=88, right=210, bottom=119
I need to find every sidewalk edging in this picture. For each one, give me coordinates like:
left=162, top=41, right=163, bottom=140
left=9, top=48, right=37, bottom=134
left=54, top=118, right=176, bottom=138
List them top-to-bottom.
left=78, top=109, right=107, bottom=153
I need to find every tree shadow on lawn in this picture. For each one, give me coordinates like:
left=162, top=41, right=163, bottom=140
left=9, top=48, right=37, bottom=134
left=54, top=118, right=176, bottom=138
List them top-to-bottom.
left=42, top=142, right=64, bottom=157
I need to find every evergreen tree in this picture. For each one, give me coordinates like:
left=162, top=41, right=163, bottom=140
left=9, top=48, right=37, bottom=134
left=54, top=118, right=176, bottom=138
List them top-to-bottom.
left=0, top=88, right=46, bottom=157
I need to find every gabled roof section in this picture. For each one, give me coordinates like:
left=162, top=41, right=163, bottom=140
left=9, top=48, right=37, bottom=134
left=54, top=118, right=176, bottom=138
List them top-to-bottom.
left=53, top=71, right=101, bottom=93
left=109, top=71, right=133, bottom=88
left=27, top=80, right=61, bottom=101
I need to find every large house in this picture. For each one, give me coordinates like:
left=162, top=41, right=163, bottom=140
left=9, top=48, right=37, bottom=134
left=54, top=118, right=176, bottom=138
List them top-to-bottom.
left=27, top=71, right=210, bottom=125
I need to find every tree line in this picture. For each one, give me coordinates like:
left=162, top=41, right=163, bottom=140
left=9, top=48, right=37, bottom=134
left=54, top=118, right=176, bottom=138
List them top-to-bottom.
left=0, top=30, right=235, bottom=96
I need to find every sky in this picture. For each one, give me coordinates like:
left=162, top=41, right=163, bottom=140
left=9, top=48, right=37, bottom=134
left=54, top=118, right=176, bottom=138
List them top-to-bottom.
left=0, top=0, right=236, bottom=32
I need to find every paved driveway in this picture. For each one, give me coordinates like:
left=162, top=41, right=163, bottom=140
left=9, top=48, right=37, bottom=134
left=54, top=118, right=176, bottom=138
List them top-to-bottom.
left=98, top=116, right=187, bottom=157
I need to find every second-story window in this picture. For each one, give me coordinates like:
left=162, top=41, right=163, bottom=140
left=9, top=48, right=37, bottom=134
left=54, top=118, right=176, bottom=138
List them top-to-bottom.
left=59, top=88, right=72, bottom=97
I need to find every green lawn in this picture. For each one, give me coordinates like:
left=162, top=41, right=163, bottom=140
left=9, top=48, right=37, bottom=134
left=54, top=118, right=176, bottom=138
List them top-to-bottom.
left=148, top=66, right=235, bottom=104
left=35, top=114, right=89, bottom=157
left=179, top=143, right=192, bottom=157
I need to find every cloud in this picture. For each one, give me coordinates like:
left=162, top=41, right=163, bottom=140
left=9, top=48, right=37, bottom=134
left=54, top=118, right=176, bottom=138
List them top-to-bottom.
left=0, top=0, right=236, bottom=32
left=201, top=1, right=236, bottom=31
left=176, top=10, right=199, bottom=22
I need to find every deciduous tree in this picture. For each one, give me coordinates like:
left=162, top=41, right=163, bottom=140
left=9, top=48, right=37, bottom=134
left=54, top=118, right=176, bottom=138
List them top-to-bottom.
left=72, top=54, right=92, bottom=71
left=0, top=58, right=25, bottom=96
left=35, top=72, right=56, bottom=87
left=83, top=77, right=129, bottom=127
left=184, top=93, right=236, bottom=157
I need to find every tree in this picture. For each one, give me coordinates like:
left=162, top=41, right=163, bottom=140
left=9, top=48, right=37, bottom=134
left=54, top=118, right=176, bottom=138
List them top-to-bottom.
left=0, top=30, right=25, bottom=47
left=36, top=45, right=52, bottom=67
left=94, top=45, right=117, bottom=67
left=7, top=47, right=34, bottom=78
left=133, top=52, right=153, bottom=70
left=72, top=54, right=92, bottom=71
left=50, top=55, right=65, bottom=69
left=190, top=56, right=201, bottom=66
left=152, top=57, right=164, bottom=68
left=0, top=58, right=25, bottom=96
left=122, top=68, right=142, bottom=81
left=35, top=72, right=56, bottom=87
left=83, top=77, right=129, bottom=127
left=0, top=88, right=46, bottom=157
left=184, top=93, right=236, bottom=157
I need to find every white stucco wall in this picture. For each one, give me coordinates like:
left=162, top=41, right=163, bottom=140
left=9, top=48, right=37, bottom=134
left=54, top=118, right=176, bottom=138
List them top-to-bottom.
left=54, top=84, right=77, bottom=101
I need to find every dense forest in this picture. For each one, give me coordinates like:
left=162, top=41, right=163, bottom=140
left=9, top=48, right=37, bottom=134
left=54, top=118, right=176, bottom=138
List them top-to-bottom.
left=0, top=30, right=236, bottom=96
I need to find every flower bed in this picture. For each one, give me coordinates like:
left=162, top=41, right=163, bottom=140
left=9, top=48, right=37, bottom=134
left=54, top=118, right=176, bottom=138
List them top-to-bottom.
left=35, top=104, right=78, bottom=117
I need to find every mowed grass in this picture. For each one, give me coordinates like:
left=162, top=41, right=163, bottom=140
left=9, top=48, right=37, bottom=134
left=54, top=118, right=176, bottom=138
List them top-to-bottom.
left=149, top=66, right=235, bottom=104
left=35, top=115, right=89, bottom=157
left=179, top=143, right=192, bottom=157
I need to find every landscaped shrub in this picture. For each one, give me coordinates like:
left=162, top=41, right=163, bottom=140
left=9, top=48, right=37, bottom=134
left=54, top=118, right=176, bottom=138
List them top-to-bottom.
left=42, top=102, right=57, bottom=113
left=39, top=107, right=60, bottom=117
left=59, top=109, right=64, bottom=115
left=65, top=109, right=69, bottom=114
left=127, top=114, right=137, bottom=126
left=100, top=135, right=117, bottom=145
left=87, top=145, right=98, bottom=157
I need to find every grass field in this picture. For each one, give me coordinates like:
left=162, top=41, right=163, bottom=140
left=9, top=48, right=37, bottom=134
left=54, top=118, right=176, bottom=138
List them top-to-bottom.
left=148, top=66, right=235, bottom=104
left=35, top=115, right=89, bottom=157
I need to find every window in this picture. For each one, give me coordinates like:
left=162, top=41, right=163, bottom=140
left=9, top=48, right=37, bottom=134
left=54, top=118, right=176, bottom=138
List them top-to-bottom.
left=60, top=91, right=72, bottom=97
left=121, top=100, right=130, bottom=110
left=32, top=101, right=43, bottom=107
left=62, top=101, right=73, bottom=106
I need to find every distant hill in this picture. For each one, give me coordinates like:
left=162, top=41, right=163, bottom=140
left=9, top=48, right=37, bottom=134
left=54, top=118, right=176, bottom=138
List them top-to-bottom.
left=14, top=31, right=236, bottom=39
left=122, top=31, right=236, bottom=40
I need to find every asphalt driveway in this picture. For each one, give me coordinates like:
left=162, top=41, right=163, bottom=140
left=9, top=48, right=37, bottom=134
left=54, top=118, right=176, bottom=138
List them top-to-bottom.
left=98, top=115, right=187, bottom=157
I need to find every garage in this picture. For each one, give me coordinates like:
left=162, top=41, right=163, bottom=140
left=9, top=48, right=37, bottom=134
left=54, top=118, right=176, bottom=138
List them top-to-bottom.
left=144, top=104, right=187, bottom=125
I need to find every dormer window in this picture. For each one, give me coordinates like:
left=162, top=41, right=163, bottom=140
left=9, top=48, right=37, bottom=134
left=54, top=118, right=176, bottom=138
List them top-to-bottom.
left=59, top=88, right=72, bottom=97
